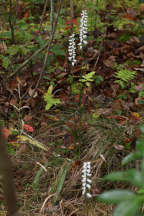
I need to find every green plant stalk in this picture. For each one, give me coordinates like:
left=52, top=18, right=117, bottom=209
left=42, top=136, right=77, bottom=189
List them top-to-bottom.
left=77, top=49, right=85, bottom=158
left=85, top=194, right=89, bottom=216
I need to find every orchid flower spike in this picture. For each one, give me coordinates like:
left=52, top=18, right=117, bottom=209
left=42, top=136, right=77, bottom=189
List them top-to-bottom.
left=79, top=10, right=88, bottom=49
left=68, top=33, right=77, bottom=66
left=82, top=161, right=92, bottom=198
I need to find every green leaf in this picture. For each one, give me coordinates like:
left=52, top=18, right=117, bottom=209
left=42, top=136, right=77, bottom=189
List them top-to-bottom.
left=0, top=31, right=11, bottom=40
left=36, top=35, right=45, bottom=46
left=51, top=44, right=65, bottom=56
left=6, top=45, right=20, bottom=56
left=2, top=57, right=10, bottom=69
left=80, top=71, right=95, bottom=83
left=94, top=75, right=104, bottom=86
left=44, top=86, right=61, bottom=111
left=44, top=95, right=61, bottom=110
left=140, top=125, right=144, bottom=134
left=136, top=138, right=144, bottom=153
left=122, top=152, right=142, bottom=166
left=33, top=162, right=52, bottom=191
left=50, top=162, right=70, bottom=204
left=103, top=169, right=144, bottom=187
left=98, top=190, right=136, bottom=204
left=113, top=199, right=142, bottom=216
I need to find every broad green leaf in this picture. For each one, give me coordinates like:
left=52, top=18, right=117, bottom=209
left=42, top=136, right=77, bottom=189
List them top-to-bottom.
left=44, top=86, right=61, bottom=111
left=44, top=95, right=61, bottom=110
left=140, top=125, right=144, bottom=134
left=136, top=138, right=144, bottom=153
left=122, top=152, right=142, bottom=166
left=141, top=158, right=144, bottom=171
left=50, top=162, right=70, bottom=204
left=103, top=169, right=144, bottom=187
left=103, top=171, right=125, bottom=181
left=98, top=190, right=136, bottom=204
left=113, top=199, right=142, bottom=216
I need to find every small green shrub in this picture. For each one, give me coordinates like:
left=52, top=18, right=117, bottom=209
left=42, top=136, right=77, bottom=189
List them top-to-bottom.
left=98, top=125, right=144, bottom=216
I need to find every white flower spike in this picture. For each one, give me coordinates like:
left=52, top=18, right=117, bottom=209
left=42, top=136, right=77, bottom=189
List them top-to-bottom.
left=79, top=10, right=88, bottom=49
left=68, top=33, right=77, bottom=66
left=82, top=161, right=92, bottom=198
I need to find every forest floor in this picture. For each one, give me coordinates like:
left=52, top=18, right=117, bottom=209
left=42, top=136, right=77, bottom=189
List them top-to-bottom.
left=1, top=1, right=144, bottom=215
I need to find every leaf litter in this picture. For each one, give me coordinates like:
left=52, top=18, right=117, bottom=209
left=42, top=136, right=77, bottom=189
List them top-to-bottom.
left=1, top=1, right=144, bottom=215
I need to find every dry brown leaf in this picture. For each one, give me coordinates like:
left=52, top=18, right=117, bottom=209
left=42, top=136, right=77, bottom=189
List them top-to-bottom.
left=103, top=56, right=116, bottom=68
left=28, top=87, right=38, bottom=98
left=113, top=144, right=124, bottom=150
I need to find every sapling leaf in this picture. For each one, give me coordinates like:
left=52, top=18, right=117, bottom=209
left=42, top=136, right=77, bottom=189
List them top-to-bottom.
left=44, top=85, right=61, bottom=111
left=140, top=125, right=144, bottom=134
left=136, top=138, right=144, bottom=153
left=122, top=152, right=142, bottom=166
left=141, top=158, right=144, bottom=171
left=103, top=169, right=144, bottom=187
left=98, top=190, right=136, bottom=204
left=113, top=199, right=142, bottom=216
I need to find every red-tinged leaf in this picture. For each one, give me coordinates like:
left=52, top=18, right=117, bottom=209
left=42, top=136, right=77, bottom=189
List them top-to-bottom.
left=24, top=11, right=29, bottom=19
left=65, top=18, right=78, bottom=26
left=74, top=94, right=80, bottom=103
left=24, top=124, right=34, bottom=132
left=2, top=128, right=9, bottom=139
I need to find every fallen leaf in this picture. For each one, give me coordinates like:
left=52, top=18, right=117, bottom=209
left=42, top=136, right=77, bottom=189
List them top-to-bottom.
left=103, top=56, right=116, bottom=68
left=24, top=124, right=34, bottom=132
left=113, top=144, right=124, bottom=150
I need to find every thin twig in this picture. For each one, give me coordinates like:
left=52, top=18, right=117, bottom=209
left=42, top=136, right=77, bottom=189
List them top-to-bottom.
left=8, top=0, right=62, bottom=79
left=9, top=0, right=15, bottom=43
left=27, top=0, right=63, bottom=101
left=39, top=0, right=49, bottom=32
left=50, top=0, right=54, bottom=37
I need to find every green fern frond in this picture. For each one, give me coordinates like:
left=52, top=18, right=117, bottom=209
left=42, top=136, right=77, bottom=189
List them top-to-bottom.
left=115, top=69, right=136, bottom=83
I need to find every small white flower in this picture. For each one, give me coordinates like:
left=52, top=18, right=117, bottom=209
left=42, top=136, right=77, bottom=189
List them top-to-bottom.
left=79, top=10, right=88, bottom=49
left=68, top=34, right=77, bottom=66
left=82, top=161, right=92, bottom=198
left=86, top=193, right=92, bottom=198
